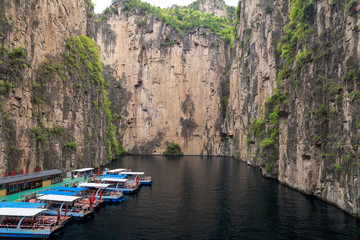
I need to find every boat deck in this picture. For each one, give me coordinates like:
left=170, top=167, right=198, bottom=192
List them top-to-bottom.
left=0, top=177, right=84, bottom=202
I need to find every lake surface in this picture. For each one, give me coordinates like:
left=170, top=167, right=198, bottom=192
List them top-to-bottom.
left=54, top=156, right=360, bottom=240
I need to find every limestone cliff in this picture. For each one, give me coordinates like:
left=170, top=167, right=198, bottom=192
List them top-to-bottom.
left=0, top=0, right=124, bottom=174
left=95, top=0, right=233, bottom=155
left=196, top=0, right=228, bottom=18
left=228, top=0, right=360, bottom=217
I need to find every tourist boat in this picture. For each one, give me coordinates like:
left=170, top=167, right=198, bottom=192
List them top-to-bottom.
left=72, top=168, right=94, bottom=178
left=102, top=168, right=128, bottom=175
left=102, top=171, right=153, bottom=185
left=121, top=172, right=153, bottom=185
left=99, top=176, right=140, bottom=194
left=77, top=183, right=124, bottom=203
left=49, top=186, right=105, bottom=206
left=50, top=186, right=88, bottom=195
left=38, top=190, right=78, bottom=197
left=37, top=194, right=93, bottom=220
left=0, top=202, right=46, bottom=209
left=0, top=207, right=66, bottom=239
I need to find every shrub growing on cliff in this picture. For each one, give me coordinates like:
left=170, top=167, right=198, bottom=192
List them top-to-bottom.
left=265, top=5, right=273, bottom=14
left=0, top=82, right=13, bottom=95
left=62, top=142, right=77, bottom=151
left=163, top=143, right=183, bottom=156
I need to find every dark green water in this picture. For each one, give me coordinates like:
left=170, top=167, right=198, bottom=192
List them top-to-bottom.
left=54, top=156, right=360, bottom=240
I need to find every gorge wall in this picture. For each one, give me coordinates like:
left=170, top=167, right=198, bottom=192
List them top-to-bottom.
left=0, top=0, right=125, bottom=173
left=1, top=0, right=360, bottom=218
left=228, top=0, right=360, bottom=217
left=95, top=1, right=232, bottom=155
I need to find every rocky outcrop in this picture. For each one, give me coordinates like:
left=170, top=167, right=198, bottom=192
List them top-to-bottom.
left=197, top=0, right=228, bottom=18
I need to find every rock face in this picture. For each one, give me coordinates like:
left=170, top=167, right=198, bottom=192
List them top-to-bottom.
left=0, top=0, right=123, bottom=174
left=2, top=0, right=360, bottom=218
left=197, top=0, right=228, bottom=18
left=227, top=0, right=360, bottom=217
left=227, top=0, right=286, bottom=176
left=95, top=4, right=232, bottom=155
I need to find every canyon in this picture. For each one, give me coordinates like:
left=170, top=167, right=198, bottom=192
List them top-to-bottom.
left=1, top=0, right=360, bottom=217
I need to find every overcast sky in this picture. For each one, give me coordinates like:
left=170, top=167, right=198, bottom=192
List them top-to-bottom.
left=92, top=0, right=238, bottom=13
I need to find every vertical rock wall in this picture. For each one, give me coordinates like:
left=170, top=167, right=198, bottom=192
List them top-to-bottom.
left=0, top=0, right=119, bottom=174
left=227, top=0, right=286, bottom=175
left=228, top=0, right=360, bottom=217
left=95, top=6, right=232, bottom=155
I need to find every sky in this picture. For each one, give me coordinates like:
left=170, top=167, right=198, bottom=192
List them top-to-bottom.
left=92, top=0, right=238, bottom=14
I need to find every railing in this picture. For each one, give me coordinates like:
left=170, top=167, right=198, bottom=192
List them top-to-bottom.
left=0, top=223, right=52, bottom=230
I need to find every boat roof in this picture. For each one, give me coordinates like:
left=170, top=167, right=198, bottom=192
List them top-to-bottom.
left=72, top=168, right=94, bottom=172
left=105, top=168, right=127, bottom=173
left=0, top=169, right=62, bottom=185
left=120, top=172, right=145, bottom=175
left=101, top=174, right=126, bottom=179
left=101, top=178, right=128, bottom=182
left=78, top=183, right=110, bottom=188
left=51, top=186, right=88, bottom=192
left=38, top=190, right=78, bottom=196
left=37, top=195, right=81, bottom=202
left=0, top=202, right=46, bottom=208
left=0, top=208, right=47, bottom=217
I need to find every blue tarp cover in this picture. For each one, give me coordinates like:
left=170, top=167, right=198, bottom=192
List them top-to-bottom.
left=100, top=174, right=126, bottom=179
left=51, top=186, right=88, bottom=192
left=38, top=190, right=77, bottom=196
left=0, top=202, right=46, bottom=208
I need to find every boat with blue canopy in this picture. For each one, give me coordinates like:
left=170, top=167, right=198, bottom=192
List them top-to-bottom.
left=102, top=171, right=152, bottom=185
left=120, top=172, right=153, bottom=185
left=99, top=176, right=140, bottom=194
left=77, top=183, right=124, bottom=203
left=51, top=187, right=88, bottom=192
left=38, top=190, right=78, bottom=196
left=0, top=202, right=46, bottom=209
left=0, top=207, right=66, bottom=239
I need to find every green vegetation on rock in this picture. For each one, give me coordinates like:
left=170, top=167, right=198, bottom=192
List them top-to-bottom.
left=115, top=0, right=236, bottom=46
left=65, top=35, right=127, bottom=159
left=0, top=46, right=29, bottom=168
left=62, top=142, right=77, bottom=151
left=163, top=143, right=183, bottom=156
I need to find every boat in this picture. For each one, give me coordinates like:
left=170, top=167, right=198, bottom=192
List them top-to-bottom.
left=71, top=168, right=94, bottom=178
left=102, top=168, right=128, bottom=175
left=102, top=171, right=153, bottom=185
left=121, top=172, right=153, bottom=185
left=99, top=176, right=140, bottom=194
left=77, top=183, right=124, bottom=203
left=47, top=186, right=106, bottom=206
left=51, top=186, right=88, bottom=193
left=37, top=195, right=93, bottom=220
left=0, top=202, right=46, bottom=209
left=0, top=207, right=65, bottom=239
